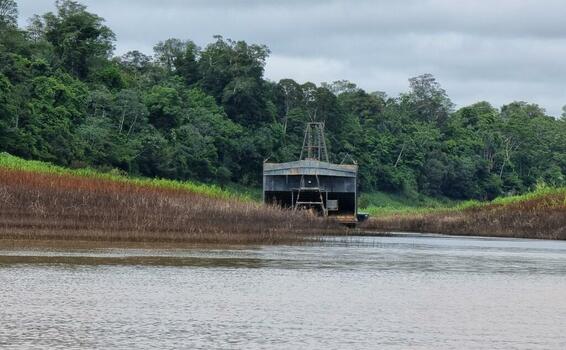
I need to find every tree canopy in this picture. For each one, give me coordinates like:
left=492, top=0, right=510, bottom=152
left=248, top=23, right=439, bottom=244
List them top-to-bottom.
left=0, top=0, right=17, bottom=28
left=1, top=0, right=565, bottom=200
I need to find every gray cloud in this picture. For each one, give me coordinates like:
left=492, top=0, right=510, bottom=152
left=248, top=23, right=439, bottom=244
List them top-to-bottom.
left=17, top=0, right=566, bottom=116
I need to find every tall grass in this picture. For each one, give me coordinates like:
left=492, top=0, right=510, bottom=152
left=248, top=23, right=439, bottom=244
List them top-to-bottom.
left=0, top=152, right=252, bottom=201
left=0, top=155, right=344, bottom=244
left=362, top=185, right=566, bottom=240
left=364, top=185, right=566, bottom=218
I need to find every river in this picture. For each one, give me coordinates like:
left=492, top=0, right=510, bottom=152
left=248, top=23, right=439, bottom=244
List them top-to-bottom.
left=1, top=234, right=566, bottom=349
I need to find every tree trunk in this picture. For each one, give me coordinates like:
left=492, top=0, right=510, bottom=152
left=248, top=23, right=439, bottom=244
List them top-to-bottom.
left=119, top=110, right=125, bottom=134
left=127, top=114, right=138, bottom=138
left=394, top=143, right=406, bottom=168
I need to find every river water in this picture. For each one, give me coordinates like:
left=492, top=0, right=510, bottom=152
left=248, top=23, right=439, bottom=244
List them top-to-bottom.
left=1, top=234, right=566, bottom=349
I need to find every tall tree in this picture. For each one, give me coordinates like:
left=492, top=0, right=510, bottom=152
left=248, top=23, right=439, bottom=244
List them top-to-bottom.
left=0, top=0, right=17, bottom=27
left=39, top=0, right=115, bottom=79
left=199, top=36, right=272, bottom=126
left=154, top=38, right=200, bottom=84
left=405, top=73, right=454, bottom=126
left=277, top=79, right=303, bottom=135
left=144, top=85, right=183, bottom=131
left=113, top=89, right=148, bottom=137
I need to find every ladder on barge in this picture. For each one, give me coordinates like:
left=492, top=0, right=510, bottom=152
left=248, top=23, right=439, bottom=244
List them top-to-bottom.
left=293, top=173, right=327, bottom=216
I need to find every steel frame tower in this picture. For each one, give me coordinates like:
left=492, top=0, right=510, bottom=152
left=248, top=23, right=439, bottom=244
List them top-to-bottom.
left=295, top=122, right=329, bottom=215
left=299, top=122, right=329, bottom=162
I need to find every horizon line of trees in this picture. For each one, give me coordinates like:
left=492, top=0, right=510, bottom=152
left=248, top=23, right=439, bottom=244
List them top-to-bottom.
left=2, top=0, right=566, bottom=200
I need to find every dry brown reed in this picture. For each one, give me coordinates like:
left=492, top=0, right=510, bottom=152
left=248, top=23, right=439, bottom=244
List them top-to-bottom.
left=0, top=169, right=343, bottom=244
left=361, top=194, right=566, bottom=240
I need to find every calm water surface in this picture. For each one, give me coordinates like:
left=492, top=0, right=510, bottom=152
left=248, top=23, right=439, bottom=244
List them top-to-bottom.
left=1, top=234, right=566, bottom=349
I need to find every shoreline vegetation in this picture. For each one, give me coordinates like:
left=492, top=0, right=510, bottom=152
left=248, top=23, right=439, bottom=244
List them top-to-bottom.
left=2, top=0, right=566, bottom=218
left=3, top=1, right=566, bottom=244
left=2, top=153, right=566, bottom=244
left=0, top=154, right=344, bottom=245
left=361, top=187, right=566, bottom=240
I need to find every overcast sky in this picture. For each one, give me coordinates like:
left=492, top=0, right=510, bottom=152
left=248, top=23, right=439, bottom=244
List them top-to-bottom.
left=17, top=0, right=566, bottom=116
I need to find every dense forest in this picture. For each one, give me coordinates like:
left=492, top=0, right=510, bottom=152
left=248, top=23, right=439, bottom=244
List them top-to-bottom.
left=1, top=0, right=566, bottom=201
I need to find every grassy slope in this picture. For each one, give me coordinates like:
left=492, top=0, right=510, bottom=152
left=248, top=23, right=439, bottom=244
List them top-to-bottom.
left=0, top=152, right=467, bottom=214
left=6, top=152, right=564, bottom=240
left=0, top=153, right=341, bottom=244
left=0, top=153, right=258, bottom=201
left=361, top=185, right=566, bottom=240
left=363, top=185, right=566, bottom=217
left=358, top=191, right=457, bottom=216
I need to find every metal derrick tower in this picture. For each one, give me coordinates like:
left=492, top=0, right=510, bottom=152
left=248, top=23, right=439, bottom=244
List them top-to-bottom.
left=263, top=121, right=359, bottom=225
left=295, top=122, right=330, bottom=215
left=299, top=122, right=329, bottom=162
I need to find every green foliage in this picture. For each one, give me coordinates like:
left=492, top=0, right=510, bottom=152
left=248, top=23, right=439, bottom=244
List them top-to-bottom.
left=0, top=0, right=17, bottom=28
left=2, top=0, right=566, bottom=205
left=38, top=0, right=116, bottom=79
left=199, top=36, right=272, bottom=126
left=154, top=38, right=200, bottom=84
left=145, top=85, right=183, bottom=130
left=0, top=152, right=255, bottom=201
left=364, top=182, right=566, bottom=218
left=360, top=190, right=456, bottom=214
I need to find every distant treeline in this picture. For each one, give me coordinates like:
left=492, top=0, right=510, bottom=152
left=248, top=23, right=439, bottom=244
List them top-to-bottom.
left=1, top=0, right=566, bottom=200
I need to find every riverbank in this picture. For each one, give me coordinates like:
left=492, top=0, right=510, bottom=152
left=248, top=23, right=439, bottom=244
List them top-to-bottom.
left=4, top=153, right=566, bottom=242
left=0, top=154, right=343, bottom=245
left=361, top=187, right=566, bottom=240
